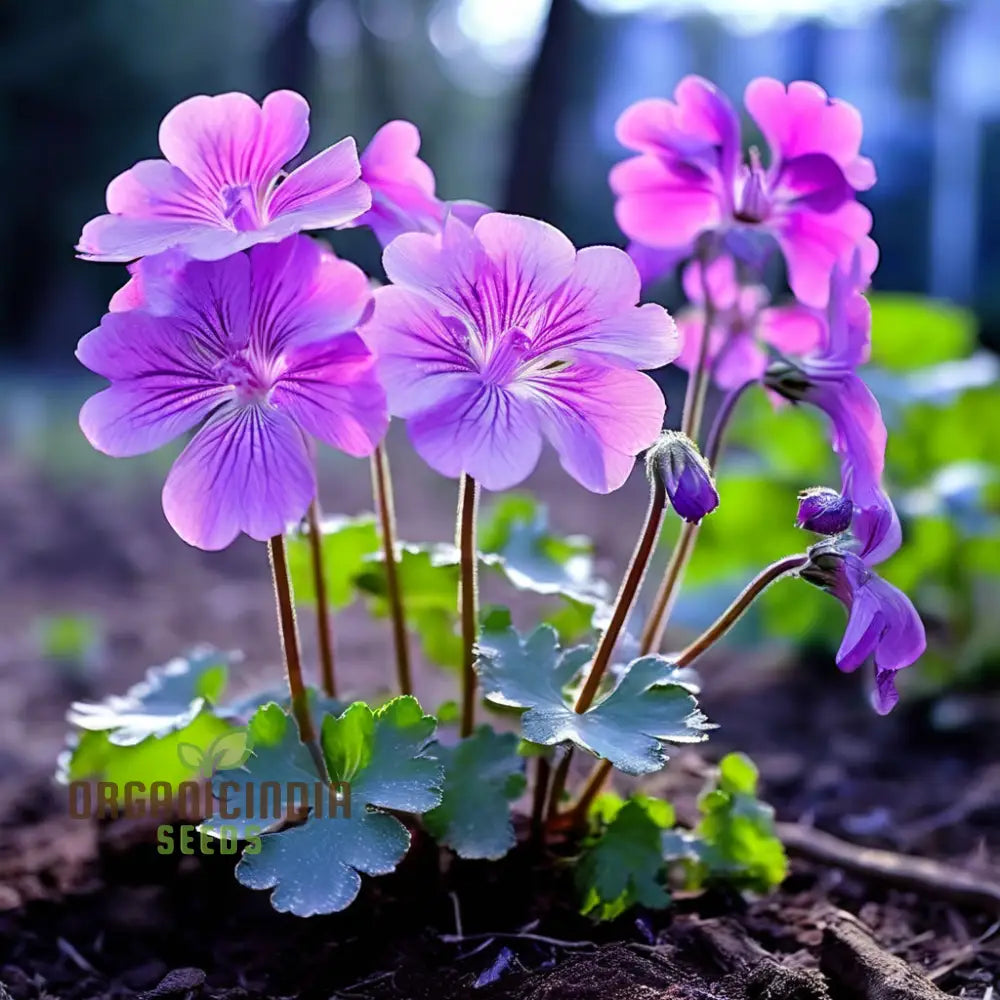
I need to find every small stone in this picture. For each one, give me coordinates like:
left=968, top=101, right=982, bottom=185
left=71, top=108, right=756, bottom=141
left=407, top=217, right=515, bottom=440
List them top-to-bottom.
left=140, top=967, right=206, bottom=999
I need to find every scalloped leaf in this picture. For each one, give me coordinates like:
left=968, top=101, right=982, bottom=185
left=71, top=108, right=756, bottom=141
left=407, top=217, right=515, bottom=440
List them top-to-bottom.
left=476, top=626, right=711, bottom=775
left=67, top=647, right=232, bottom=746
left=224, top=696, right=443, bottom=916
left=423, top=726, right=525, bottom=859
left=577, top=794, right=675, bottom=920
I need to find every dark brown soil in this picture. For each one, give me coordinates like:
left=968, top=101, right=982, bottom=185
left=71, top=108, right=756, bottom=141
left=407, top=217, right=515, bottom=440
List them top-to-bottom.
left=1, top=444, right=999, bottom=999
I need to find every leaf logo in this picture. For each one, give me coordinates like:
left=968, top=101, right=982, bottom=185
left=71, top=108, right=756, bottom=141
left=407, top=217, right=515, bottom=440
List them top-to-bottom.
left=177, top=730, right=252, bottom=778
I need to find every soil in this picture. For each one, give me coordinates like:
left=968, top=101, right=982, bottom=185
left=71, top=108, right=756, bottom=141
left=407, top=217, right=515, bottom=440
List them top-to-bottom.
left=1, top=441, right=999, bottom=1000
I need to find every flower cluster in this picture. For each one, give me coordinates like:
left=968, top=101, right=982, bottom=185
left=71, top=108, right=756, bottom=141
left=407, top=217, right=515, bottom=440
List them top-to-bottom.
left=74, top=78, right=924, bottom=721
left=76, top=90, right=673, bottom=546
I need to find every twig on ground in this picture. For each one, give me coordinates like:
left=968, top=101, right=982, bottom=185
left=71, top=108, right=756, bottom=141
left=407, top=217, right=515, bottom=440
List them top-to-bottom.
left=777, top=821, right=1000, bottom=912
left=820, top=909, right=952, bottom=1000
left=927, top=917, right=1000, bottom=983
left=440, top=930, right=597, bottom=950
left=57, top=937, right=99, bottom=974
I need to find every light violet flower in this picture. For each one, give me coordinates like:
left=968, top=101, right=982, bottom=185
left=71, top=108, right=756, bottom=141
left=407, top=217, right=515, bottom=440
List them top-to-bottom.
left=610, top=76, right=875, bottom=307
left=77, top=91, right=370, bottom=262
left=352, top=120, right=489, bottom=247
left=363, top=213, right=677, bottom=493
left=77, top=236, right=387, bottom=550
left=765, top=246, right=899, bottom=563
left=674, top=255, right=823, bottom=390
left=802, top=541, right=925, bottom=714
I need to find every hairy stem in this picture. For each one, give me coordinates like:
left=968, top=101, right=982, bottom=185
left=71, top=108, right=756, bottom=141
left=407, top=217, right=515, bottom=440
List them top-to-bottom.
left=681, top=282, right=715, bottom=442
left=704, top=378, right=755, bottom=470
left=371, top=444, right=413, bottom=696
left=457, top=474, right=480, bottom=738
left=573, top=478, right=667, bottom=715
left=305, top=498, right=337, bottom=698
left=638, top=519, right=698, bottom=656
left=268, top=534, right=328, bottom=780
left=676, top=554, right=809, bottom=667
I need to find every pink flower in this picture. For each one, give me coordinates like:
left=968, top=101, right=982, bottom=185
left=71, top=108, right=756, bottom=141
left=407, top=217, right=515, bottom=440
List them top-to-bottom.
left=610, top=76, right=875, bottom=307
left=77, top=91, right=370, bottom=262
left=352, top=120, right=489, bottom=246
left=363, top=213, right=677, bottom=492
left=77, top=236, right=388, bottom=550
left=674, top=255, right=823, bottom=390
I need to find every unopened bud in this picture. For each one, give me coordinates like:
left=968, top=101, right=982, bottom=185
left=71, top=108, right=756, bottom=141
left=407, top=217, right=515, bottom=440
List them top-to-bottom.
left=646, top=431, right=720, bottom=524
left=796, top=487, right=853, bottom=536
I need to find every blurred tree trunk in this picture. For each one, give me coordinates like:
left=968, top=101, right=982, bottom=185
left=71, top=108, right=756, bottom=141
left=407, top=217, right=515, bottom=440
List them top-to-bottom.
left=266, top=0, right=318, bottom=97
left=502, top=0, right=584, bottom=217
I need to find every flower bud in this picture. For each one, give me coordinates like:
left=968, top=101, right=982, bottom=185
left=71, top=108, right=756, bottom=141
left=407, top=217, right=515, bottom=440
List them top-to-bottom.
left=763, top=359, right=812, bottom=403
left=646, top=431, right=720, bottom=524
left=796, top=487, right=853, bottom=536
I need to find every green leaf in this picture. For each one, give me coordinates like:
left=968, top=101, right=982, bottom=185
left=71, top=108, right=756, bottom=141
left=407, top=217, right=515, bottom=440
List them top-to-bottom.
left=868, top=293, right=976, bottom=371
left=286, top=513, right=379, bottom=608
left=36, top=614, right=100, bottom=662
left=476, top=626, right=711, bottom=775
left=66, top=647, right=232, bottom=746
left=230, top=696, right=443, bottom=916
left=59, top=711, right=234, bottom=801
left=423, top=726, right=525, bottom=859
left=667, top=752, right=787, bottom=893
left=577, top=794, right=675, bottom=920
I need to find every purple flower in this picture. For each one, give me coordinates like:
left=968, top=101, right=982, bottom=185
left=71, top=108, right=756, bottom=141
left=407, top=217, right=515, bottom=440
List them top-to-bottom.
left=610, top=77, right=875, bottom=307
left=77, top=91, right=370, bottom=262
left=352, top=120, right=489, bottom=246
left=363, top=213, right=677, bottom=492
left=77, top=236, right=388, bottom=550
left=765, top=248, right=899, bottom=563
left=674, top=255, right=824, bottom=390
left=646, top=431, right=719, bottom=524
left=796, top=487, right=854, bottom=536
left=801, top=542, right=926, bottom=714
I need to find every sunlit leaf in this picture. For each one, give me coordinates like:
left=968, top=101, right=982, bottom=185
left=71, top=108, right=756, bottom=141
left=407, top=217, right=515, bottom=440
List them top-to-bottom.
left=868, top=293, right=976, bottom=371
left=286, top=514, right=379, bottom=609
left=476, top=625, right=711, bottom=775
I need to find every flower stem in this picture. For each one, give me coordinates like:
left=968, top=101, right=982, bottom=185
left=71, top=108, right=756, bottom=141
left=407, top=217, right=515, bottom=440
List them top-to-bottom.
left=681, top=279, right=715, bottom=442
left=704, top=378, right=755, bottom=470
left=371, top=444, right=413, bottom=696
left=457, top=474, right=480, bottom=738
left=573, top=478, right=667, bottom=715
left=305, top=498, right=337, bottom=698
left=638, top=517, right=698, bottom=656
left=267, top=534, right=328, bottom=780
left=675, top=554, right=809, bottom=667
left=546, top=748, right=573, bottom=823
left=530, top=756, right=551, bottom=843
left=567, top=757, right=612, bottom=827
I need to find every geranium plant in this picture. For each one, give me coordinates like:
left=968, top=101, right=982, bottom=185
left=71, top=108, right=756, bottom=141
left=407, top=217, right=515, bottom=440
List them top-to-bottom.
left=63, top=77, right=925, bottom=919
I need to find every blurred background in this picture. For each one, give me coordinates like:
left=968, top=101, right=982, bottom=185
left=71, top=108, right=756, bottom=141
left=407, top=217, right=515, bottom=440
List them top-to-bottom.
left=1, top=0, right=999, bottom=780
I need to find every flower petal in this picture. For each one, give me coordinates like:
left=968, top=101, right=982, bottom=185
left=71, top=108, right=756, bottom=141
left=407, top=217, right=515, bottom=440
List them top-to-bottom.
left=744, top=78, right=875, bottom=189
left=159, top=91, right=309, bottom=194
left=264, top=137, right=370, bottom=234
left=610, top=155, right=723, bottom=251
left=774, top=200, right=872, bottom=308
left=247, top=237, right=372, bottom=355
left=529, top=245, right=677, bottom=369
left=364, top=285, right=477, bottom=418
left=758, top=304, right=824, bottom=356
left=77, top=311, right=231, bottom=457
left=272, top=334, right=387, bottom=458
left=525, top=363, right=666, bottom=493
left=407, top=379, right=544, bottom=491
left=162, top=404, right=315, bottom=550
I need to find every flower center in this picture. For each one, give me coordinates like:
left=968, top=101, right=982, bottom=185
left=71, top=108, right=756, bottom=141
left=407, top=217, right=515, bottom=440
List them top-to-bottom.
left=734, top=147, right=772, bottom=224
left=221, top=184, right=265, bottom=232
left=482, top=327, right=531, bottom=385
left=214, top=351, right=275, bottom=405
